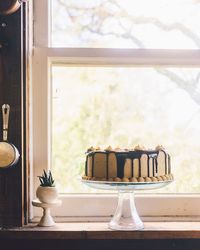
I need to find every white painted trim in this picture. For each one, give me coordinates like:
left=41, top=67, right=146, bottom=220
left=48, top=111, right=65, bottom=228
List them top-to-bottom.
left=31, top=0, right=200, bottom=219
left=33, top=0, right=50, bottom=47
left=31, top=47, right=200, bottom=217
left=34, top=48, right=200, bottom=66
left=32, top=50, right=49, bottom=188
left=32, top=194, right=200, bottom=219
left=31, top=216, right=200, bottom=223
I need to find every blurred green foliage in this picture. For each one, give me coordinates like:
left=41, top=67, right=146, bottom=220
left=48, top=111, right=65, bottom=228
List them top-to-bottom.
left=51, top=67, right=200, bottom=193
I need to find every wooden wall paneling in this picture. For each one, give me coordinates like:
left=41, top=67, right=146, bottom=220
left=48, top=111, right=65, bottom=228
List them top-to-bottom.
left=0, top=3, right=26, bottom=227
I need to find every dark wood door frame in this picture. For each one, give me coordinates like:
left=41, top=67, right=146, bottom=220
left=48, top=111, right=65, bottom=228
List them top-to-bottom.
left=0, top=3, right=27, bottom=228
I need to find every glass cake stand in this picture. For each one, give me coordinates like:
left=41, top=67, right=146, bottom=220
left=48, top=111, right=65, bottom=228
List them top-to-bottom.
left=81, top=179, right=173, bottom=231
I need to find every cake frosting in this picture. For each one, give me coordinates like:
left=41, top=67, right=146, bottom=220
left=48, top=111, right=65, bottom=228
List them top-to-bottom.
left=82, top=145, right=173, bottom=182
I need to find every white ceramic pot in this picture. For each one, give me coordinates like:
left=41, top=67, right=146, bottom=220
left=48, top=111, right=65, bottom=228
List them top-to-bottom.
left=36, top=186, right=58, bottom=203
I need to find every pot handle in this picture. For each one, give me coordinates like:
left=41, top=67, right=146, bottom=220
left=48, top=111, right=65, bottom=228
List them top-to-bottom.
left=2, top=104, right=10, bottom=141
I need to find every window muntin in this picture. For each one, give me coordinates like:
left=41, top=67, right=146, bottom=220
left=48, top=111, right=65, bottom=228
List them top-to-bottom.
left=51, top=0, right=200, bottom=49
left=51, top=65, right=200, bottom=193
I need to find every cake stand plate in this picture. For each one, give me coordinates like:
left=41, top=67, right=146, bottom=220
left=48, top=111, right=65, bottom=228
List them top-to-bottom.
left=82, top=179, right=173, bottom=231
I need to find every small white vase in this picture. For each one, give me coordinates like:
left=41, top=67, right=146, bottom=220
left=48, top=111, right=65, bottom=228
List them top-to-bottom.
left=36, top=186, right=58, bottom=203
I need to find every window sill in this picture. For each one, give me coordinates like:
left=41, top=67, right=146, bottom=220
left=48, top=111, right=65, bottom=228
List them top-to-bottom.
left=1, top=222, right=200, bottom=239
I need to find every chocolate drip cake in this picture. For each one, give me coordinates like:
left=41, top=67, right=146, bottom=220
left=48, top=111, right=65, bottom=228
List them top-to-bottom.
left=82, top=145, right=173, bottom=182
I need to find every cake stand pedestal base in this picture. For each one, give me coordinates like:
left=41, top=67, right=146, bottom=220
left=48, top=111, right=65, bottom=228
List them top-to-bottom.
left=82, top=178, right=172, bottom=231
left=109, top=191, right=143, bottom=231
left=32, top=199, right=62, bottom=227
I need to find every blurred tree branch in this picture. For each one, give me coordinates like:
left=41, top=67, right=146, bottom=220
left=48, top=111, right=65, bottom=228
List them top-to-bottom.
left=156, top=68, right=200, bottom=105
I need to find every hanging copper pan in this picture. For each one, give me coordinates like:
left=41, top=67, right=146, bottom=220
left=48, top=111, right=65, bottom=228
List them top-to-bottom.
left=0, top=0, right=24, bottom=15
left=0, top=104, right=20, bottom=168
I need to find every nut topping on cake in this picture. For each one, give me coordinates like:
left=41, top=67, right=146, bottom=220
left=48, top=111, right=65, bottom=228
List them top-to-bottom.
left=105, top=145, right=113, bottom=151
left=134, top=145, right=145, bottom=151
left=155, top=145, right=165, bottom=151
left=87, top=146, right=95, bottom=152
left=87, top=146, right=102, bottom=152
left=114, top=147, right=123, bottom=151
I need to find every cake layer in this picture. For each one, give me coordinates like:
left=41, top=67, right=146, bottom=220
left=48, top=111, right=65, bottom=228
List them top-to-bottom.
left=84, top=146, right=172, bottom=182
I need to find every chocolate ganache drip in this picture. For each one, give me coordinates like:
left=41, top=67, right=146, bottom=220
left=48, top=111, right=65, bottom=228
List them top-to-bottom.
left=85, top=146, right=170, bottom=179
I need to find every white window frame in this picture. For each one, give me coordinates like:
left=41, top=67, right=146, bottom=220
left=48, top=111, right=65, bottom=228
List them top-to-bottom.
left=30, top=0, right=200, bottom=221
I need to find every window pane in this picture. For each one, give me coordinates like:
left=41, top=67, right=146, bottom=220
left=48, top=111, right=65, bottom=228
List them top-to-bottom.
left=51, top=0, right=200, bottom=49
left=51, top=66, right=200, bottom=193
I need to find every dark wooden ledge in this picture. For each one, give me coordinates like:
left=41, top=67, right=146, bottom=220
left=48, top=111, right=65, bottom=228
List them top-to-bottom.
left=1, top=222, right=200, bottom=240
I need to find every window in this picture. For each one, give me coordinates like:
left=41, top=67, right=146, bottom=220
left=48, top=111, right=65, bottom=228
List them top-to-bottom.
left=31, top=0, right=200, bottom=219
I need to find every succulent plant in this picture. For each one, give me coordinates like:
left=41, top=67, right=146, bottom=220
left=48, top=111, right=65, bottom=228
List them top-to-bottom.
left=38, top=170, right=55, bottom=187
